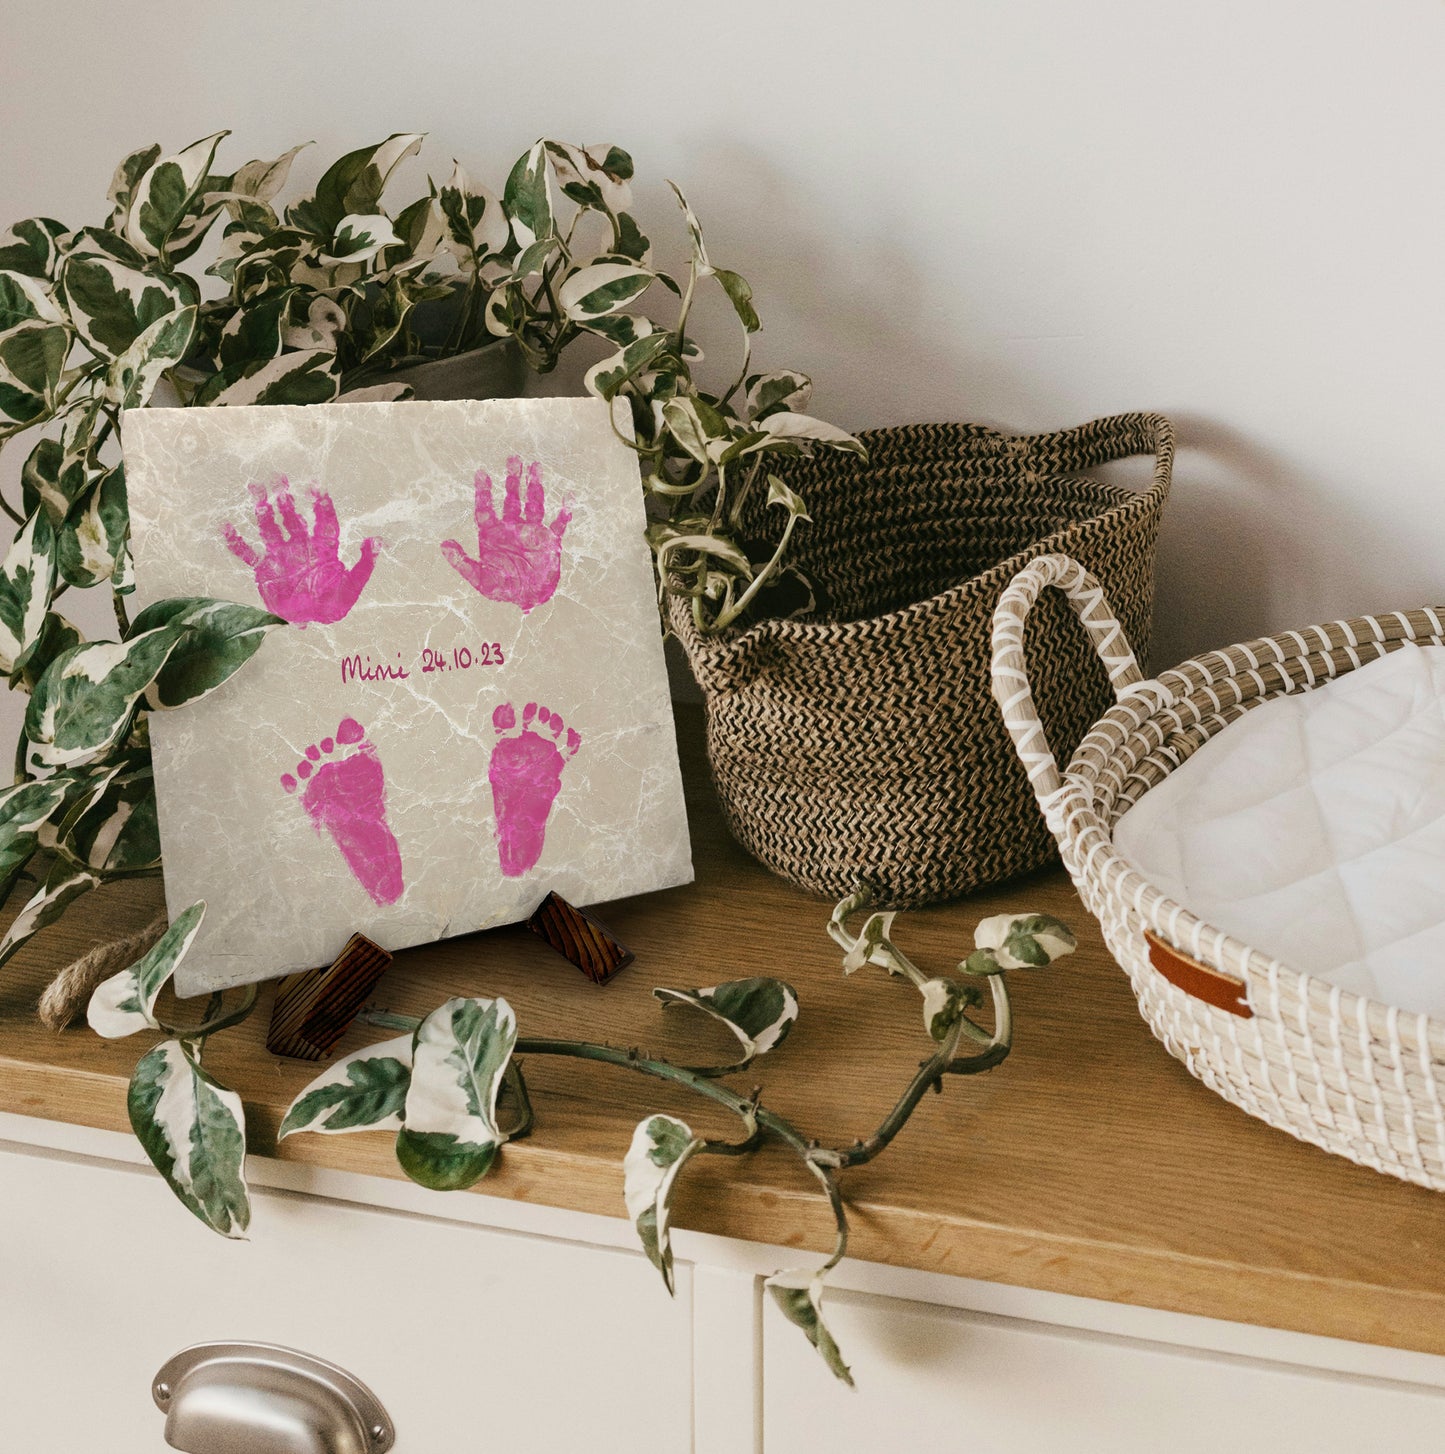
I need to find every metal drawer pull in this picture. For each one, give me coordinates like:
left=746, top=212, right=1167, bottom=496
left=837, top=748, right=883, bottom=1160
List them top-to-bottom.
left=152, top=1341, right=395, bottom=1454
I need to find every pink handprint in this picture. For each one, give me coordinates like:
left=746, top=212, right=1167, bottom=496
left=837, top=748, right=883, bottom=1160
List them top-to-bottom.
left=441, top=457, right=571, bottom=614
left=222, top=479, right=380, bottom=627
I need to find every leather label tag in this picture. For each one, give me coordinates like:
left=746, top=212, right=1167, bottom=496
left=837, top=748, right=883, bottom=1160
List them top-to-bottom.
left=1144, top=930, right=1253, bottom=1018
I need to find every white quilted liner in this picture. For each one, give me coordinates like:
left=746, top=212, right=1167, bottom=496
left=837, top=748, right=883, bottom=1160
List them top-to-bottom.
left=1115, top=641, right=1445, bottom=1018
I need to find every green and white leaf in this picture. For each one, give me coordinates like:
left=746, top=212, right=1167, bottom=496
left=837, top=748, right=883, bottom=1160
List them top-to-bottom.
left=122, top=130, right=229, bottom=257
left=288, top=134, right=423, bottom=238
left=503, top=141, right=555, bottom=251
left=544, top=141, right=634, bottom=213
left=228, top=143, right=310, bottom=209
left=436, top=161, right=509, bottom=263
left=667, top=181, right=712, bottom=274
left=319, top=213, right=400, bottom=267
left=0, top=217, right=68, bottom=278
left=59, top=252, right=190, bottom=357
left=558, top=262, right=653, bottom=322
left=713, top=267, right=760, bottom=333
left=0, top=269, right=64, bottom=331
left=279, top=295, right=347, bottom=353
left=104, top=304, right=196, bottom=408
left=0, top=321, right=69, bottom=434
left=582, top=331, right=669, bottom=401
left=192, top=349, right=339, bottom=407
left=746, top=370, right=813, bottom=420
left=759, top=411, right=866, bottom=453
left=55, top=465, right=129, bottom=590
left=766, top=474, right=811, bottom=521
left=0, top=508, right=56, bottom=675
left=130, top=597, right=284, bottom=710
left=12, top=611, right=83, bottom=691
left=23, top=626, right=185, bottom=775
left=55, top=753, right=159, bottom=876
left=0, top=777, right=69, bottom=904
left=0, top=856, right=100, bottom=969
left=88, top=901, right=205, bottom=1038
left=840, top=910, right=898, bottom=975
left=969, top=912, right=1077, bottom=971
left=654, top=977, right=799, bottom=1061
left=920, top=977, right=970, bottom=1042
left=395, top=996, right=517, bottom=1191
left=280, top=1034, right=413, bottom=1137
left=128, top=1037, right=249, bottom=1238
left=623, top=1113, right=701, bottom=1296
left=767, top=1273, right=853, bottom=1386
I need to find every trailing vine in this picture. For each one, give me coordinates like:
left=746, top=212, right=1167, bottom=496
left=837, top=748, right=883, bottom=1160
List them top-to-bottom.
left=85, top=886, right=1076, bottom=1384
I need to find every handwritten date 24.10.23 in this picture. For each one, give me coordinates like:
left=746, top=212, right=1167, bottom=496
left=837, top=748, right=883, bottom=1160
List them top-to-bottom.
left=340, top=644, right=505, bottom=684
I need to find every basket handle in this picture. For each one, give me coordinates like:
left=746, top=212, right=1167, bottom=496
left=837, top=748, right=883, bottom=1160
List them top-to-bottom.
left=990, top=553, right=1145, bottom=802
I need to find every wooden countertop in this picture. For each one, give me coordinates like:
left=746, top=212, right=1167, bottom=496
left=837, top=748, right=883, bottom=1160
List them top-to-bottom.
left=1, top=708, right=1443, bottom=1354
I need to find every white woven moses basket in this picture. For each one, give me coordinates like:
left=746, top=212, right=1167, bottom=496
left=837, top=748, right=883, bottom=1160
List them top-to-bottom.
left=991, top=553, right=1445, bottom=1191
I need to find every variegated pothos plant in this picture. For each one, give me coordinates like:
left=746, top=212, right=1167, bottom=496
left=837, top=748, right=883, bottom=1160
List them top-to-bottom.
left=0, top=130, right=861, bottom=977
left=86, top=889, right=1076, bottom=1385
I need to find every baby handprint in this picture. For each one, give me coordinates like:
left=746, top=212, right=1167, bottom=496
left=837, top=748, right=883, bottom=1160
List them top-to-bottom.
left=441, top=457, right=571, bottom=614
left=223, top=479, right=380, bottom=627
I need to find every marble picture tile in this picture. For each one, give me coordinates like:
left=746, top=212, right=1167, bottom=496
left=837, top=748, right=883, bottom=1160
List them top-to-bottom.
left=124, top=397, right=693, bottom=994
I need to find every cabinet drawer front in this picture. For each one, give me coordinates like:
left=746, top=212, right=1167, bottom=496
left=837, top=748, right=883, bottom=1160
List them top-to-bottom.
left=1, top=1146, right=690, bottom=1453
left=763, top=1287, right=1445, bottom=1452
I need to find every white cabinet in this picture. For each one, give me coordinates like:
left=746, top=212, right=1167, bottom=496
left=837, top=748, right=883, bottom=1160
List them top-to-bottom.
left=4, top=1123, right=1445, bottom=1452
left=0, top=1145, right=693, bottom=1453
left=762, top=1287, right=1445, bottom=1453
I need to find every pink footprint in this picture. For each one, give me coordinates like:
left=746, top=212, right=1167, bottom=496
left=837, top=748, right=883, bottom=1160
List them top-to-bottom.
left=224, top=478, right=380, bottom=627
left=489, top=702, right=581, bottom=877
left=282, top=718, right=404, bottom=906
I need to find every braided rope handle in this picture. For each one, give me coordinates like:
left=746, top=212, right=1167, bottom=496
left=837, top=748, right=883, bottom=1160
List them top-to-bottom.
left=990, top=554, right=1145, bottom=802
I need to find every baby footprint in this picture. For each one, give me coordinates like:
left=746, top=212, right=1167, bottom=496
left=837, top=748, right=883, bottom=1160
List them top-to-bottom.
left=489, top=702, right=581, bottom=877
left=282, top=718, right=404, bottom=906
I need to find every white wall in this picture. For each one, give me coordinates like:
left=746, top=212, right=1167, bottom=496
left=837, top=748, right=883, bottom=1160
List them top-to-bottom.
left=2, top=0, right=1443, bottom=686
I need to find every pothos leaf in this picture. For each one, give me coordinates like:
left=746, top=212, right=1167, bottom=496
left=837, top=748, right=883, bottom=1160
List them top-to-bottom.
left=122, top=131, right=229, bottom=258
left=287, top=134, right=423, bottom=238
left=503, top=140, right=555, bottom=251
left=435, top=160, right=509, bottom=263
left=666, top=181, right=711, bottom=274
left=0, top=217, right=68, bottom=278
left=59, top=252, right=191, bottom=358
left=557, top=262, right=653, bottom=322
left=713, top=267, right=760, bottom=333
left=0, top=269, right=64, bottom=331
left=104, top=304, right=197, bottom=409
left=0, top=321, right=69, bottom=435
left=191, top=349, right=339, bottom=407
left=746, top=369, right=812, bottom=420
left=759, top=410, right=866, bottom=454
left=55, top=464, right=128, bottom=590
left=766, top=474, right=811, bottom=522
left=0, top=508, right=56, bottom=676
left=129, top=597, right=284, bottom=710
left=12, top=611, right=82, bottom=692
left=22, top=626, right=185, bottom=776
left=58, top=754, right=160, bottom=876
left=0, top=777, right=69, bottom=906
left=0, top=856, right=100, bottom=969
left=88, top=901, right=206, bottom=1038
left=970, top=912, right=1077, bottom=970
left=653, top=978, right=799, bottom=1061
left=920, top=978, right=971, bottom=1041
left=395, top=996, right=517, bottom=1191
left=280, top=1034, right=413, bottom=1137
left=128, top=1037, right=250, bottom=1238
left=623, top=1113, right=701, bottom=1296
left=767, top=1275, right=853, bottom=1386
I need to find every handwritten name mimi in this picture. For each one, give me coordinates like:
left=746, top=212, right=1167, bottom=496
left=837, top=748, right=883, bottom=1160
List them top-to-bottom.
left=341, top=653, right=411, bottom=684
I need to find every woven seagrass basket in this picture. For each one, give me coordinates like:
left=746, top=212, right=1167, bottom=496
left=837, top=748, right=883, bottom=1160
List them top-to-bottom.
left=670, top=413, right=1174, bottom=906
left=991, top=553, right=1445, bottom=1190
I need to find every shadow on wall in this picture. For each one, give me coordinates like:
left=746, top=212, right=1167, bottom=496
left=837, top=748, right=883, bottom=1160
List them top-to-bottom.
left=1152, top=415, right=1422, bottom=670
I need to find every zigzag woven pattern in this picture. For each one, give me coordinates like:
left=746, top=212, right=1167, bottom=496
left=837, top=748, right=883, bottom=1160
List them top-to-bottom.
left=670, top=413, right=1174, bottom=906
